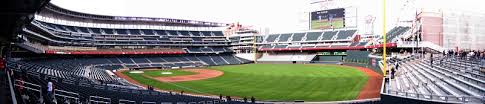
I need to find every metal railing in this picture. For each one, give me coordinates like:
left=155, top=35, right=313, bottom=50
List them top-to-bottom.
left=7, top=71, right=18, bottom=104
left=383, top=75, right=485, bottom=104
left=14, top=79, right=42, bottom=97
left=14, top=79, right=82, bottom=103
left=54, top=89, right=80, bottom=103
left=385, top=90, right=484, bottom=103
left=89, top=96, right=111, bottom=104
left=118, top=99, right=136, bottom=104
left=141, top=101, right=157, bottom=104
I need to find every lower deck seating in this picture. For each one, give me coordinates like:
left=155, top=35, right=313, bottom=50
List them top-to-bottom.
left=42, top=45, right=186, bottom=55
left=186, top=47, right=231, bottom=53
left=7, top=54, right=254, bottom=104
left=14, top=54, right=251, bottom=83
left=385, top=56, right=484, bottom=103
left=8, top=63, right=227, bottom=104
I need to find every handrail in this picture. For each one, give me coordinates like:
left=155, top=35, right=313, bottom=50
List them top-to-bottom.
left=382, top=57, right=485, bottom=103
left=7, top=70, right=18, bottom=104
left=15, top=79, right=41, bottom=88
left=14, top=80, right=42, bottom=96
left=55, top=89, right=80, bottom=96
left=384, top=90, right=484, bottom=103
left=54, top=91, right=80, bottom=103
left=89, top=96, right=111, bottom=104
left=118, top=99, right=136, bottom=104
left=141, top=101, right=156, bottom=104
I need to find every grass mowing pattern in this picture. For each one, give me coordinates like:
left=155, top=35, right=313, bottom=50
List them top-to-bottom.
left=123, top=64, right=368, bottom=101
left=143, top=70, right=196, bottom=77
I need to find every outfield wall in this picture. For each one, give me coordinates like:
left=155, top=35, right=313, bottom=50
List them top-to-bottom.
left=256, top=50, right=384, bottom=75
left=344, top=50, right=383, bottom=75
left=256, top=61, right=383, bottom=75
left=343, top=61, right=382, bottom=75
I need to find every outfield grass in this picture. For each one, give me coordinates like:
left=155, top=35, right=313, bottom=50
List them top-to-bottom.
left=123, top=64, right=368, bottom=101
left=143, top=70, right=196, bottom=77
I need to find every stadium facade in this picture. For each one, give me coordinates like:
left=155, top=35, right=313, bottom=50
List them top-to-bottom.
left=6, top=2, right=254, bottom=104
left=414, top=9, right=485, bottom=51
left=441, top=9, right=485, bottom=50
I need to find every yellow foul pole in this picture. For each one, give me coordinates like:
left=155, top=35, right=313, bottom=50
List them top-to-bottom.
left=382, top=0, right=388, bottom=77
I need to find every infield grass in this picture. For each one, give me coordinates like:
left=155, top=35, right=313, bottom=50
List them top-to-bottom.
left=123, top=64, right=368, bottom=101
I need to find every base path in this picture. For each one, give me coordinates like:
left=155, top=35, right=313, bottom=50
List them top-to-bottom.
left=353, top=66, right=383, bottom=99
left=114, top=69, right=145, bottom=86
left=152, top=69, right=224, bottom=82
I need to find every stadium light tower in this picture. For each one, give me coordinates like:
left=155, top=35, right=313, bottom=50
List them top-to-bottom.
left=364, top=15, right=376, bottom=35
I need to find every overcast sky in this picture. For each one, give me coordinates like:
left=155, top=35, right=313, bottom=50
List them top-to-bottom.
left=51, top=0, right=485, bottom=34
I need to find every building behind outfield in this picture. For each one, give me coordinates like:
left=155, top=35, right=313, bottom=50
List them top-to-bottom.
left=417, top=9, right=485, bottom=50
left=442, top=9, right=485, bottom=50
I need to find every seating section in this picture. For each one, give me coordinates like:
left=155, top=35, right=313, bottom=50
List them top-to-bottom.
left=24, top=20, right=234, bottom=55
left=29, top=21, right=229, bottom=47
left=386, top=26, right=410, bottom=42
left=260, top=29, right=357, bottom=51
left=264, top=29, right=356, bottom=43
left=335, top=30, right=357, bottom=39
left=213, top=31, right=224, bottom=36
left=321, top=31, right=338, bottom=40
left=305, top=32, right=323, bottom=41
left=291, top=33, right=306, bottom=42
left=265, top=34, right=279, bottom=43
left=278, top=34, right=292, bottom=42
left=15, top=42, right=46, bottom=53
left=350, top=42, right=368, bottom=46
left=330, top=44, right=349, bottom=47
left=260, top=45, right=273, bottom=49
left=274, top=45, right=287, bottom=48
left=44, top=47, right=186, bottom=55
left=186, top=47, right=232, bottom=53
left=7, top=54, right=254, bottom=103
left=10, top=55, right=250, bottom=82
left=197, top=56, right=217, bottom=66
left=211, top=56, right=228, bottom=65
left=385, top=56, right=484, bottom=103
left=7, top=60, right=239, bottom=104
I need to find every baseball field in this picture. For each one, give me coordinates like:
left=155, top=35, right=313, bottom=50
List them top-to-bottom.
left=310, top=19, right=345, bottom=30
left=120, top=64, right=380, bottom=101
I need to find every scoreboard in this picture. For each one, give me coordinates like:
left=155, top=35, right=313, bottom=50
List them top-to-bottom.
left=310, top=8, right=345, bottom=30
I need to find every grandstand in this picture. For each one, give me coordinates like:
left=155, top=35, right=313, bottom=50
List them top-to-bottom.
left=2, top=0, right=484, bottom=104
left=2, top=2, right=255, bottom=104
left=21, top=19, right=232, bottom=55
left=257, top=28, right=397, bottom=52
left=381, top=55, right=484, bottom=103
left=8, top=60, right=229, bottom=103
